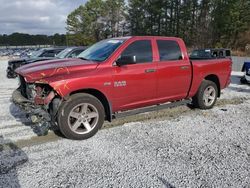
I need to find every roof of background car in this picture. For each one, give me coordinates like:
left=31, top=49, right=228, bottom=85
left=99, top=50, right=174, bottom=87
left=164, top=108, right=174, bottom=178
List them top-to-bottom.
left=111, top=36, right=132, bottom=40
left=66, top=46, right=87, bottom=50
left=41, top=47, right=66, bottom=51
left=193, top=48, right=231, bottom=51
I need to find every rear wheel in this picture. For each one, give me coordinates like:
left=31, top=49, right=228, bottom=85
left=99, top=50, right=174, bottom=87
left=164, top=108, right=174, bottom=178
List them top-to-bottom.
left=192, top=80, right=218, bottom=109
left=57, top=93, right=105, bottom=140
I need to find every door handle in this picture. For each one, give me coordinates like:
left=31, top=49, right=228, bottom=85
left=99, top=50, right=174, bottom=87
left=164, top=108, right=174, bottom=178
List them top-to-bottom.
left=180, top=66, right=189, bottom=70
left=145, top=69, right=156, bottom=73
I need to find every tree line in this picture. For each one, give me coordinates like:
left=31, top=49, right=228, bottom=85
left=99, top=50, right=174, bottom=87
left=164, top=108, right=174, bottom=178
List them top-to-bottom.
left=66, top=0, right=250, bottom=51
left=0, top=33, right=66, bottom=46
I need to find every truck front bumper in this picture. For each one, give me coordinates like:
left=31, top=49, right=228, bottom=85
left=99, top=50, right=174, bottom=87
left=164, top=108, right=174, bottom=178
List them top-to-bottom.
left=12, top=89, right=51, bottom=124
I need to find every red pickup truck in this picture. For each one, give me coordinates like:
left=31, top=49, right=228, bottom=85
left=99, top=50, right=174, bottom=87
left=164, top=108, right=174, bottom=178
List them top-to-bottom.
left=13, top=36, right=232, bottom=140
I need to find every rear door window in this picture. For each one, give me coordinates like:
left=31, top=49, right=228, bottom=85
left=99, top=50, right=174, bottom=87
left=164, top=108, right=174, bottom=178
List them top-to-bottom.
left=157, top=40, right=182, bottom=61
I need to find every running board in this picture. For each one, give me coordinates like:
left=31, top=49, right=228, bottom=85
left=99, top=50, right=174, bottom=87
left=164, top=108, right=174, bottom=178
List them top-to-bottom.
left=113, top=99, right=191, bottom=119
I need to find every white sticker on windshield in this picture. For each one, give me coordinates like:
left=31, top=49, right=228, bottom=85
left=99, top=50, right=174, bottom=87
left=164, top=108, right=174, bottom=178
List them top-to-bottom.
left=107, top=40, right=121, bottom=44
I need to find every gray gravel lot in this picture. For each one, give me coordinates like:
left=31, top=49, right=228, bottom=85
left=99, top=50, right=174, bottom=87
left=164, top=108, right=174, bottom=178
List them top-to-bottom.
left=0, top=59, right=250, bottom=187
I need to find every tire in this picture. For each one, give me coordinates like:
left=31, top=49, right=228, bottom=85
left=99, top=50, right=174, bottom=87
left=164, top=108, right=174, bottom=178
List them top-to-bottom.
left=7, top=71, right=17, bottom=79
left=6, top=73, right=12, bottom=79
left=240, top=77, right=247, bottom=84
left=192, top=80, right=218, bottom=109
left=57, top=93, right=105, bottom=140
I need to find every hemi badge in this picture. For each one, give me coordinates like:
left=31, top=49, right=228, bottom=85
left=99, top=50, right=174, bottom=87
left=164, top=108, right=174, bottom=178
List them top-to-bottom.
left=104, top=82, right=111, bottom=86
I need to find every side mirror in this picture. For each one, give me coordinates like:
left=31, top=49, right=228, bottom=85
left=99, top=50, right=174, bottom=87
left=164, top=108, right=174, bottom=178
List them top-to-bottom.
left=116, top=55, right=136, bottom=66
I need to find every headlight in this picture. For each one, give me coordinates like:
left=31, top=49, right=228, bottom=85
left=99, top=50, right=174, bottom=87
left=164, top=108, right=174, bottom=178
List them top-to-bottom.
left=247, top=69, right=250, bottom=75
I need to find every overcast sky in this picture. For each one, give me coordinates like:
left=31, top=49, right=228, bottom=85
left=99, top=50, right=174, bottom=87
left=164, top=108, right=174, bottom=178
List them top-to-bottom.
left=0, top=0, right=87, bottom=35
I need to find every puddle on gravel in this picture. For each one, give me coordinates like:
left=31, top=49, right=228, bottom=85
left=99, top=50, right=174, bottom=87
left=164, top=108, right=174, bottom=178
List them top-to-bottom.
left=12, top=132, right=62, bottom=148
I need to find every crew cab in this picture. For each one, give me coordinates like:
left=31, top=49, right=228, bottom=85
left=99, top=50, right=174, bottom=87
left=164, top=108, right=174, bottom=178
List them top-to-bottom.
left=12, top=36, right=232, bottom=140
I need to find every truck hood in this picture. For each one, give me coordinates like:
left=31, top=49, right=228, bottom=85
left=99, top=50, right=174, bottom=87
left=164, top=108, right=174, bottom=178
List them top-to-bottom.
left=16, top=58, right=98, bottom=82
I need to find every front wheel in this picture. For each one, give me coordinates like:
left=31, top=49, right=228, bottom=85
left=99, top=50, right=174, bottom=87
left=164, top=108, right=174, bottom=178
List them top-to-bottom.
left=7, top=70, right=17, bottom=79
left=192, top=80, right=218, bottom=109
left=57, top=93, right=105, bottom=140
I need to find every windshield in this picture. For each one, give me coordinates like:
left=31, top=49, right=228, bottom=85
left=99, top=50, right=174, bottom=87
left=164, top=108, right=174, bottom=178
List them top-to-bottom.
left=77, top=39, right=124, bottom=62
left=56, top=48, right=73, bottom=59
left=30, top=49, right=44, bottom=58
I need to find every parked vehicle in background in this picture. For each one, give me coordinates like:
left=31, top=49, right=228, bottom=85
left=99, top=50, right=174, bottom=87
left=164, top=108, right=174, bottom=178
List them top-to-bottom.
left=13, top=36, right=232, bottom=140
left=6, top=47, right=66, bottom=78
left=26, top=47, right=65, bottom=58
left=55, top=47, right=87, bottom=59
left=0, top=48, right=38, bottom=57
left=190, top=48, right=231, bottom=59
left=13, top=51, right=21, bottom=56
left=241, top=61, right=250, bottom=84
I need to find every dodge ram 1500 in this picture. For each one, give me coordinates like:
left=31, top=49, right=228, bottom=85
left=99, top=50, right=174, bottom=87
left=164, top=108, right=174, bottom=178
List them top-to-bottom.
left=12, top=36, right=232, bottom=140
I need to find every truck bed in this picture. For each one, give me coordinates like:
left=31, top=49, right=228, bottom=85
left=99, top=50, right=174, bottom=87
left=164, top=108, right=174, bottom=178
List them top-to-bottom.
left=188, top=58, right=232, bottom=98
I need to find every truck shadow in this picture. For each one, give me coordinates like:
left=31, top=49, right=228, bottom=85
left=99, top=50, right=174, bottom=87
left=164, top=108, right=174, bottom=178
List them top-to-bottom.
left=9, top=103, right=54, bottom=136
left=0, top=135, right=28, bottom=187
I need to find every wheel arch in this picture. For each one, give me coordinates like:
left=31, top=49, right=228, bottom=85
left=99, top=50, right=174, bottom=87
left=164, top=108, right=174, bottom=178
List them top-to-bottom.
left=204, top=74, right=221, bottom=97
left=69, top=89, right=112, bottom=122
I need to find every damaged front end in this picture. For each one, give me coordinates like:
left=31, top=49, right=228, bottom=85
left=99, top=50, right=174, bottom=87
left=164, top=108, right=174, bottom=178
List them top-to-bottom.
left=12, top=75, right=61, bottom=135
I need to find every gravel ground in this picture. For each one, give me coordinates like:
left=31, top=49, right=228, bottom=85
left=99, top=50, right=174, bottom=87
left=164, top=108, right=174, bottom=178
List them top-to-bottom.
left=0, top=59, right=250, bottom=187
